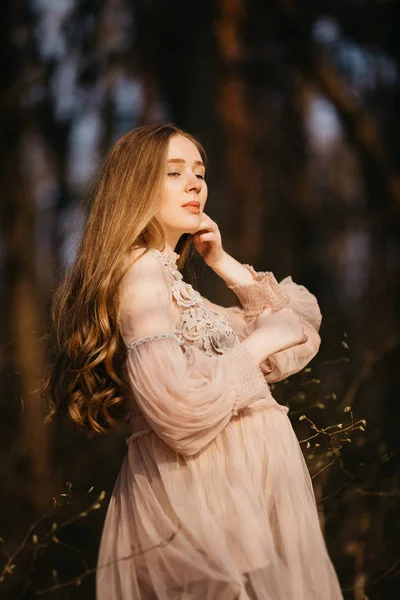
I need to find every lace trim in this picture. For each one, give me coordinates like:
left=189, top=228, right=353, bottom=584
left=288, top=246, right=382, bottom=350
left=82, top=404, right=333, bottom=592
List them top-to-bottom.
left=151, top=248, right=239, bottom=357
left=151, top=248, right=180, bottom=270
left=126, top=333, right=182, bottom=350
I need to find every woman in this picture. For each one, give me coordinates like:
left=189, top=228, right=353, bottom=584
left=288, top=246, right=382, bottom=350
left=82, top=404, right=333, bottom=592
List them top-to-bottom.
left=46, top=123, right=343, bottom=599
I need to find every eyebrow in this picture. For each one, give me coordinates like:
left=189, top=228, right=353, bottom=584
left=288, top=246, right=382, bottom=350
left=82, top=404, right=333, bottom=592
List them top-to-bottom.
left=167, top=158, right=205, bottom=167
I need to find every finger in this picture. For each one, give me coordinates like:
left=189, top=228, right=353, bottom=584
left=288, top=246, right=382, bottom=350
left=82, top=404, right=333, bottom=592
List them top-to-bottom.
left=199, top=214, right=217, bottom=230
left=195, top=220, right=213, bottom=234
left=198, top=221, right=216, bottom=234
left=196, top=231, right=216, bottom=242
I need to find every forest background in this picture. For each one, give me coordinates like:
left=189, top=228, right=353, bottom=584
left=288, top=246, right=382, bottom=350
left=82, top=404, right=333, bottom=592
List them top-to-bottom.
left=1, top=1, right=400, bottom=598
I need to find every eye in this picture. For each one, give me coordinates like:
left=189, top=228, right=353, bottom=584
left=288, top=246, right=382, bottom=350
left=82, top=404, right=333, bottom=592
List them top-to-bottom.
left=168, top=172, right=181, bottom=177
left=196, top=174, right=205, bottom=180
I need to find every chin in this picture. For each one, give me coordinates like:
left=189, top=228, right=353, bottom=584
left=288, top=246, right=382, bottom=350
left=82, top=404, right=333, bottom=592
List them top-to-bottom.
left=180, top=215, right=202, bottom=234
left=186, top=222, right=202, bottom=235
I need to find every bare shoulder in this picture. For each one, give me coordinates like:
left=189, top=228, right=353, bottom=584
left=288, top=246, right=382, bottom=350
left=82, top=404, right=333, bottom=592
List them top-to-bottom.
left=121, top=247, right=164, bottom=283
left=124, top=247, right=158, bottom=271
left=118, top=248, right=174, bottom=340
left=120, top=248, right=169, bottom=304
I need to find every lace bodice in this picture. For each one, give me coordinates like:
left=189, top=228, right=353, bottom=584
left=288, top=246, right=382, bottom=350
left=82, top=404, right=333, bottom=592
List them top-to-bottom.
left=121, top=246, right=320, bottom=435
left=150, top=249, right=240, bottom=357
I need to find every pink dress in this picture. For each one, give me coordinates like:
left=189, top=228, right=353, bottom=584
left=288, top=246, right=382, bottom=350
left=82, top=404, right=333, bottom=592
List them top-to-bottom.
left=96, top=248, right=343, bottom=600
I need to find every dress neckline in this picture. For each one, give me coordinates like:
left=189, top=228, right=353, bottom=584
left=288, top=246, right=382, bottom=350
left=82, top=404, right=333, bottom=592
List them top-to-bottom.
left=151, top=248, right=180, bottom=270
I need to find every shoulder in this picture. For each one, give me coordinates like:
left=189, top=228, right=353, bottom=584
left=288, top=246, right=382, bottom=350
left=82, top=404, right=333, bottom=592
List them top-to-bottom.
left=124, top=247, right=161, bottom=274
left=118, top=248, right=175, bottom=342
left=119, top=248, right=170, bottom=307
left=122, top=248, right=169, bottom=284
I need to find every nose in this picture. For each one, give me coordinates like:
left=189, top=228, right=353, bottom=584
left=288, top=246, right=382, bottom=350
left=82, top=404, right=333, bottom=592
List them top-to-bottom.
left=186, top=172, right=202, bottom=194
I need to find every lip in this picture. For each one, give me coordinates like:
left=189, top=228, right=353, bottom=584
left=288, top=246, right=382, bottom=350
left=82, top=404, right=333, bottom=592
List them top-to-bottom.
left=182, top=201, right=201, bottom=208
left=182, top=201, right=201, bottom=214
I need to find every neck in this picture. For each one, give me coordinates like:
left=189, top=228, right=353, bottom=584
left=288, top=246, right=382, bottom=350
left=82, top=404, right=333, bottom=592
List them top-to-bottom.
left=161, top=229, right=181, bottom=257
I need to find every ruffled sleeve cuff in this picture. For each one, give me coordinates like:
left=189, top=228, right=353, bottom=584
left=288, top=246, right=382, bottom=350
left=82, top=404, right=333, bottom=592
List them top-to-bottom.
left=227, top=264, right=290, bottom=317
left=224, top=344, right=270, bottom=413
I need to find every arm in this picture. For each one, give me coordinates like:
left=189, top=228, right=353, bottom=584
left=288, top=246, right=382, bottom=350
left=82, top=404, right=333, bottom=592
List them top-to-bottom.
left=118, top=251, right=272, bottom=456
left=202, top=255, right=322, bottom=382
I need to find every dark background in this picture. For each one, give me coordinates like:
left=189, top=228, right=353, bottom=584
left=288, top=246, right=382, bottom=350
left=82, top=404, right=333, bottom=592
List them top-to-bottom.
left=1, top=0, right=400, bottom=598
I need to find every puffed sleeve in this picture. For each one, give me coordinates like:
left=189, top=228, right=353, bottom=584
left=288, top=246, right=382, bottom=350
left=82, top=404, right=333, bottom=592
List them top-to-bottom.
left=118, top=251, right=271, bottom=456
left=203, top=265, right=322, bottom=383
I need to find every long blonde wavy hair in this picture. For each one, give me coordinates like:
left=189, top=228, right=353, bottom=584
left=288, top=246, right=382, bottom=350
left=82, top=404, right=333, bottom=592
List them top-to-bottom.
left=44, top=123, right=207, bottom=435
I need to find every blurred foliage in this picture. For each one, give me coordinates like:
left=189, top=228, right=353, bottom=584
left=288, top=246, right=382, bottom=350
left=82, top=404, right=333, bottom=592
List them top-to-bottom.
left=0, top=0, right=400, bottom=598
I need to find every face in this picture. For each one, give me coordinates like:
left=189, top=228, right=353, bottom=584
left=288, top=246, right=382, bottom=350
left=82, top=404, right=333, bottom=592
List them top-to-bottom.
left=158, top=134, right=208, bottom=236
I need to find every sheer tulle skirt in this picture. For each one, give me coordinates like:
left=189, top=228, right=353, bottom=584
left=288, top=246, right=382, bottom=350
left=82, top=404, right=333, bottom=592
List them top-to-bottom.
left=96, top=405, right=343, bottom=599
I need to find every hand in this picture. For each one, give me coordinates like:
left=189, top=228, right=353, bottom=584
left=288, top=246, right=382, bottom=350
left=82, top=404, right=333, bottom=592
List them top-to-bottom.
left=193, top=213, right=225, bottom=268
left=255, top=307, right=308, bottom=354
